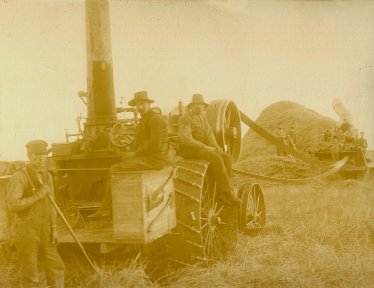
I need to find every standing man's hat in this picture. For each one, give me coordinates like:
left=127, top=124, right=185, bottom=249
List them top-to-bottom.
left=128, top=91, right=155, bottom=107
left=187, top=94, right=209, bottom=108
left=26, top=140, right=48, bottom=154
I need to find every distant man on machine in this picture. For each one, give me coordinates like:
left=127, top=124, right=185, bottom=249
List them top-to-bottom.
left=90, top=91, right=170, bottom=218
left=177, top=94, right=241, bottom=205
left=275, top=123, right=287, bottom=156
left=357, top=131, right=368, bottom=151
left=331, top=136, right=342, bottom=161
left=7, top=140, right=65, bottom=288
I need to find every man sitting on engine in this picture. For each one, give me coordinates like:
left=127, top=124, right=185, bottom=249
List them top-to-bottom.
left=89, top=91, right=170, bottom=218
left=110, top=91, right=170, bottom=171
left=177, top=94, right=241, bottom=205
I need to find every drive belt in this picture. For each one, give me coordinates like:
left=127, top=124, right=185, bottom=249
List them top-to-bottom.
left=233, top=156, right=348, bottom=183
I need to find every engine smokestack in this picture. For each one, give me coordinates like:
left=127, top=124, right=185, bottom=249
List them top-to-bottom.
left=85, top=0, right=117, bottom=127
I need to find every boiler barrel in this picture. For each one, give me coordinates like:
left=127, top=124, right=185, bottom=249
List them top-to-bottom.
left=85, top=0, right=117, bottom=126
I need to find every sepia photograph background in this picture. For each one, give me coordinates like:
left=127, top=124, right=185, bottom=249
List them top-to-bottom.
left=1, top=1, right=374, bottom=287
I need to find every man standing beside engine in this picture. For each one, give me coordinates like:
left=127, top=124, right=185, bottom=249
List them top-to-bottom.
left=177, top=94, right=241, bottom=205
left=7, top=140, right=65, bottom=288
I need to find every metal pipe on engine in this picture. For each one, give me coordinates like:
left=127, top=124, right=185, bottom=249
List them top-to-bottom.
left=83, top=0, right=118, bottom=151
left=85, top=0, right=117, bottom=130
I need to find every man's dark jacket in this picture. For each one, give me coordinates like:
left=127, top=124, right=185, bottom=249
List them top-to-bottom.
left=134, top=109, right=169, bottom=156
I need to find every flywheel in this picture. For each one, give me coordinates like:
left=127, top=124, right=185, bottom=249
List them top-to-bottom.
left=206, top=100, right=242, bottom=163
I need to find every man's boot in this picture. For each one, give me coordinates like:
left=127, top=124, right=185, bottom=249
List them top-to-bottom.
left=218, top=190, right=241, bottom=205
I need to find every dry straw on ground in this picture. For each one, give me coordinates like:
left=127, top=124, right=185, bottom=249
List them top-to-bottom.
left=1, top=177, right=373, bottom=287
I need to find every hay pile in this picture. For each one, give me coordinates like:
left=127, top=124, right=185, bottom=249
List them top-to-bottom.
left=237, top=101, right=336, bottom=178
left=240, top=101, right=336, bottom=160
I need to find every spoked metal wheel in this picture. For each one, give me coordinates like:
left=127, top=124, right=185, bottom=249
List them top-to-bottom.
left=206, top=100, right=242, bottom=163
left=143, top=160, right=238, bottom=283
left=170, top=160, right=237, bottom=265
left=200, top=173, right=237, bottom=262
left=238, top=183, right=266, bottom=232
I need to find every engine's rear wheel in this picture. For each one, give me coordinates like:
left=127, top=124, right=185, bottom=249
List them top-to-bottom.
left=143, top=160, right=238, bottom=283
left=170, top=160, right=237, bottom=264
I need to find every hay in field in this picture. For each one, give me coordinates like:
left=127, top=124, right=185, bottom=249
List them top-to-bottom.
left=236, top=101, right=336, bottom=179
left=240, top=101, right=336, bottom=160
left=233, top=155, right=324, bottom=186
left=165, top=178, right=374, bottom=288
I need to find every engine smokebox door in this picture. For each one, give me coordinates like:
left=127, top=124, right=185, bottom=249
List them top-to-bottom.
left=111, top=166, right=176, bottom=243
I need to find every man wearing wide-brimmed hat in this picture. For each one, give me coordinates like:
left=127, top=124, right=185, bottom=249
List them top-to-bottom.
left=89, top=91, right=170, bottom=218
left=114, top=91, right=169, bottom=169
left=177, top=94, right=241, bottom=205
left=7, top=140, right=65, bottom=287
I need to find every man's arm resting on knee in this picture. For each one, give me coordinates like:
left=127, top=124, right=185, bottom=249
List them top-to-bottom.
left=178, top=116, right=211, bottom=150
left=205, top=119, right=223, bottom=152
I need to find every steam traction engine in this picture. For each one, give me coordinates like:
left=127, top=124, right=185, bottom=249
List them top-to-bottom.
left=46, top=0, right=265, bottom=276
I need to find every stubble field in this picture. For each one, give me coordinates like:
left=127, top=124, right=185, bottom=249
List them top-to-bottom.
left=1, top=176, right=373, bottom=288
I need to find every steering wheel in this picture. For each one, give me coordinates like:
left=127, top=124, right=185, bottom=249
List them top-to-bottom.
left=109, top=119, right=137, bottom=148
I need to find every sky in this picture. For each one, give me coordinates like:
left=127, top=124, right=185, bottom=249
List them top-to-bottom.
left=0, top=0, right=373, bottom=160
